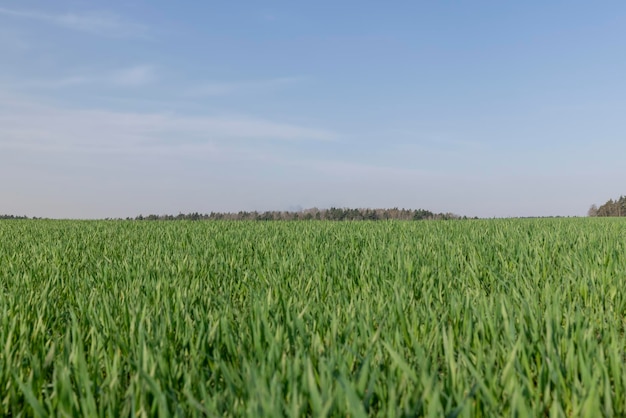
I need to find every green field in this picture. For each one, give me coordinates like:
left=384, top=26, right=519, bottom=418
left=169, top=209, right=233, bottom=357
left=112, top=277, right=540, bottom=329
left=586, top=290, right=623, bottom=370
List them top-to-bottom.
left=1, top=219, right=626, bottom=417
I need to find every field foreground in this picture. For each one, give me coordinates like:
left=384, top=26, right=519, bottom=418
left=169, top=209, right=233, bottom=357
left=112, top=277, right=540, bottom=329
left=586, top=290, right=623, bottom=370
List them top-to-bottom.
left=1, top=219, right=626, bottom=417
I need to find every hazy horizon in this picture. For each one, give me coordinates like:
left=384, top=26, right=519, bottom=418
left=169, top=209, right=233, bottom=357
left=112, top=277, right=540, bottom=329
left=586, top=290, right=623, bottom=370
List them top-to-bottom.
left=2, top=2, right=625, bottom=219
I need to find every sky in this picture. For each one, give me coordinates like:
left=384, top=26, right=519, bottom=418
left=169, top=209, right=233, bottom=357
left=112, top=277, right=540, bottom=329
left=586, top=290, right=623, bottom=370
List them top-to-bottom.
left=1, top=1, right=625, bottom=219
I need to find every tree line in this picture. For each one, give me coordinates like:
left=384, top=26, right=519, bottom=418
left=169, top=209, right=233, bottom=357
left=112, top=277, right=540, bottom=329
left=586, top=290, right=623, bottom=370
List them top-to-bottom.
left=588, top=196, right=626, bottom=217
left=131, top=207, right=465, bottom=221
left=1, top=208, right=465, bottom=221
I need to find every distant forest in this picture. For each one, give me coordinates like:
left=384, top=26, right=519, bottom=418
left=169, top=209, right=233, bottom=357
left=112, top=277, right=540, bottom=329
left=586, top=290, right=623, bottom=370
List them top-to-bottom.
left=588, top=196, right=626, bottom=217
left=5, top=198, right=626, bottom=219
left=0, top=208, right=465, bottom=221
left=131, top=208, right=465, bottom=221
left=0, top=215, right=30, bottom=220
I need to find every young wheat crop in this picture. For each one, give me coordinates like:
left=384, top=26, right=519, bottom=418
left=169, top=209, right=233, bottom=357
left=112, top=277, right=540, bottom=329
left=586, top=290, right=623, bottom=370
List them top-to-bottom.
left=1, top=218, right=625, bottom=416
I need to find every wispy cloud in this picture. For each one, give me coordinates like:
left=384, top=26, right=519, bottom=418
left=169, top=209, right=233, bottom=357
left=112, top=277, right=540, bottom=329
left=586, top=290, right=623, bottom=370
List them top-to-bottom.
left=0, top=7, right=147, bottom=38
left=14, top=65, right=157, bottom=89
left=109, top=66, right=157, bottom=86
left=187, top=76, right=305, bottom=97
left=0, top=92, right=338, bottom=158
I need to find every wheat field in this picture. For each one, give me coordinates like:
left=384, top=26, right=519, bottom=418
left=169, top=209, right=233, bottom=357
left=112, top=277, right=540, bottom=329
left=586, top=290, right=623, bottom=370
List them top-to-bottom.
left=1, top=218, right=625, bottom=417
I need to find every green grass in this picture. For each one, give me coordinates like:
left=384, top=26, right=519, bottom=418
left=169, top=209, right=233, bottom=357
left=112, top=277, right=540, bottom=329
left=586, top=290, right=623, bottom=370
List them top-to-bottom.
left=1, top=218, right=626, bottom=417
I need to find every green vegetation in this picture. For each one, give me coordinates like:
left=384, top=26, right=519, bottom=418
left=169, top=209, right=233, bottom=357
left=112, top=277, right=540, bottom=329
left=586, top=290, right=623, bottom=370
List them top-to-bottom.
left=1, top=218, right=626, bottom=417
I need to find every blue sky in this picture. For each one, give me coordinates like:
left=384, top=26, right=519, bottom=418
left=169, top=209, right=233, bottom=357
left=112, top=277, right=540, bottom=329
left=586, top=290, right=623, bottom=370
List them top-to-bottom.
left=1, top=1, right=625, bottom=218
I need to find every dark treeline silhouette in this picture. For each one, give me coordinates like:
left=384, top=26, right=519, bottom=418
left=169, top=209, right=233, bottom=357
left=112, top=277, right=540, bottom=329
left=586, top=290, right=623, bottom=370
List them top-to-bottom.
left=588, top=196, right=626, bottom=217
left=131, top=207, right=465, bottom=221
left=0, top=214, right=29, bottom=219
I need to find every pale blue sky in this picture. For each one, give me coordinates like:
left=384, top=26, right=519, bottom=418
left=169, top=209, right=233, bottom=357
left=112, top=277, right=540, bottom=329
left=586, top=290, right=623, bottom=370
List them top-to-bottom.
left=1, top=1, right=625, bottom=218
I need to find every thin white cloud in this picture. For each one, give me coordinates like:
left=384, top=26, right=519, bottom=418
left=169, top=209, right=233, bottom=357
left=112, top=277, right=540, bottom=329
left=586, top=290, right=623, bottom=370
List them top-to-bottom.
left=0, top=7, right=147, bottom=38
left=13, top=65, right=157, bottom=89
left=109, top=66, right=157, bottom=86
left=188, top=76, right=305, bottom=97
left=0, top=92, right=338, bottom=158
